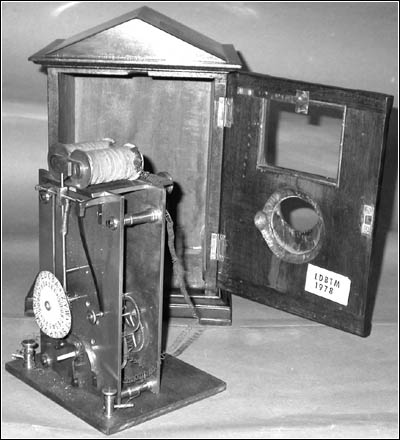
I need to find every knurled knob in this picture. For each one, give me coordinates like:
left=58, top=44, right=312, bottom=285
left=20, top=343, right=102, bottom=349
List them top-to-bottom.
left=254, top=211, right=268, bottom=231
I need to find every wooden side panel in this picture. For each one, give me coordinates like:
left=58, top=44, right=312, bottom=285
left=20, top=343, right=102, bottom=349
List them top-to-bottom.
left=47, top=68, right=59, bottom=149
left=219, top=72, right=392, bottom=336
left=58, top=74, right=75, bottom=143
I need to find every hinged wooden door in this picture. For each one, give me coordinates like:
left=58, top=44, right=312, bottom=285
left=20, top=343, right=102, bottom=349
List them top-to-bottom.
left=219, top=71, right=392, bottom=336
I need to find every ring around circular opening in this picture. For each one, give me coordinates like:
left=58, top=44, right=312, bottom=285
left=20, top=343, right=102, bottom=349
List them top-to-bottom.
left=261, top=189, right=324, bottom=264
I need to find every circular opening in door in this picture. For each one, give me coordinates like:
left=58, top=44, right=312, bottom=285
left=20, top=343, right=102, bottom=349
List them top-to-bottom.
left=259, top=189, right=324, bottom=264
left=278, top=197, right=321, bottom=233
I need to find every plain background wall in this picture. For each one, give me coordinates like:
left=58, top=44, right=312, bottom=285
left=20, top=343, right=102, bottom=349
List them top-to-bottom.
left=2, top=1, right=398, bottom=240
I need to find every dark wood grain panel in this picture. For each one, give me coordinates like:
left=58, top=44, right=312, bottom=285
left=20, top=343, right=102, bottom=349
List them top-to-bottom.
left=232, top=71, right=391, bottom=112
left=219, top=72, right=393, bottom=336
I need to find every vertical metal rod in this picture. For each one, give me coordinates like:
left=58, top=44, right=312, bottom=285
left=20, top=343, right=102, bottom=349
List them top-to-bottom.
left=59, top=172, right=67, bottom=291
left=61, top=198, right=70, bottom=292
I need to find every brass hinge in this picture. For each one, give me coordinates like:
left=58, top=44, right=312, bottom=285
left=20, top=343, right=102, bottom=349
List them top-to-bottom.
left=217, top=97, right=233, bottom=128
left=210, top=233, right=226, bottom=262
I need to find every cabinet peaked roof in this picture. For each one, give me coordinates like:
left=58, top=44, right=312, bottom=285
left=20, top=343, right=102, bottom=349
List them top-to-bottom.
left=29, top=6, right=242, bottom=70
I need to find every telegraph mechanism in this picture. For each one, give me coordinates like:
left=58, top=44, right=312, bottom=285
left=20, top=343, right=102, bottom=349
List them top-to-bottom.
left=6, top=139, right=225, bottom=435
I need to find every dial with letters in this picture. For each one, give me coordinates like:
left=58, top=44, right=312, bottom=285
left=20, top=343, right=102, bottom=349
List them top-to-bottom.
left=33, top=271, right=72, bottom=338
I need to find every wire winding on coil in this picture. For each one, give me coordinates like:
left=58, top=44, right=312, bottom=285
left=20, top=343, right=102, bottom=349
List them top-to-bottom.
left=48, top=139, right=115, bottom=180
left=68, top=145, right=144, bottom=189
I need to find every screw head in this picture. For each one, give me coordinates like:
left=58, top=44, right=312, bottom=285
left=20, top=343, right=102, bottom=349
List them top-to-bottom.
left=39, top=191, right=51, bottom=203
left=106, top=217, right=119, bottom=230
left=87, top=310, right=97, bottom=325
left=22, top=339, right=38, bottom=349
left=41, top=353, right=51, bottom=367
left=102, top=387, right=117, bottom=396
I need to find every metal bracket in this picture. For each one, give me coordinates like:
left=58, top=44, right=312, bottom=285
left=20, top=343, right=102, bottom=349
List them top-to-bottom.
left=295, top=90, right=310, bottom=114
left=217, top=97, right=233, bottom=128
left=77, top=192, right=121, bottom=217
left=210, top=233, right=226, bottom=262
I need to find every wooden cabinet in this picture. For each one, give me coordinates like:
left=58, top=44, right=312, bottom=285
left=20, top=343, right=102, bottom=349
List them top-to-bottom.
left=28, top=6, right=392, bottom=334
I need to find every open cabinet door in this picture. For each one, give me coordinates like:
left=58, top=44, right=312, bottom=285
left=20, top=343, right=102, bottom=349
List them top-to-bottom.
left=219, top=72, right=392, bottom=336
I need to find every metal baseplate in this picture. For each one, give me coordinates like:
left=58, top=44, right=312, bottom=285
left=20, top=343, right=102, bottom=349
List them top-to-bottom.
left=6, top=354, right=226, bottom=435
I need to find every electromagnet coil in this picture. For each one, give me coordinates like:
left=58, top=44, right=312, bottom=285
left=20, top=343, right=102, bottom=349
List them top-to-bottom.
left=48, top=139, right=115, bottom=179
left=68, top=145, right=144, bottom=189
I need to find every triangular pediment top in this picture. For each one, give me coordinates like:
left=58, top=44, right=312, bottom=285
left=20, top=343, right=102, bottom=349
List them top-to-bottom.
left=29, top=6, right=242, bottom=70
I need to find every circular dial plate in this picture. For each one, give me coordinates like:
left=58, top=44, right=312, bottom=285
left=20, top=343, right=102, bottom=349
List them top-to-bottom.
left=33, top=271, right=71, bottom=338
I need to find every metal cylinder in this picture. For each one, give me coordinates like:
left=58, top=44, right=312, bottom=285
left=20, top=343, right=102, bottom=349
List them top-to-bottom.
left=48, top=139, right=115, bottom=179
left=68, top=145, right=143, bottom=189
left=123, top=209, right=163, bottom=227
left=21, top=339, right=38, bottom=370
left=56, top=350, right=78, bottom=362
left=120, top=379, right=156, bottom=399
left=102, top=388, right=117, bottom=418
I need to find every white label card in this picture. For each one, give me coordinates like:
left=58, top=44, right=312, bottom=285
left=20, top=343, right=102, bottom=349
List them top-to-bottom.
left=304, top=264, right=351, bottom=306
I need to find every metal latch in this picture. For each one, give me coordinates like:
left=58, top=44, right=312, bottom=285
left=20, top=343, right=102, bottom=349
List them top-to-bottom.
left=295, top=90, right=310, bottom=114
left=217, top=97, right=233, bottom=128
left=361, top=204, right=375, bottom=236
left=210, top=233, right=226, bottom=262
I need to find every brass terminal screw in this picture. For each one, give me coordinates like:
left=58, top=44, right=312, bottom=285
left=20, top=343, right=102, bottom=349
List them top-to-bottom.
left=39, top=191, right=51, bottom=203
left=21, top=339, right=38, bottom=370
left=103, top=388, right=117, bottom=418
